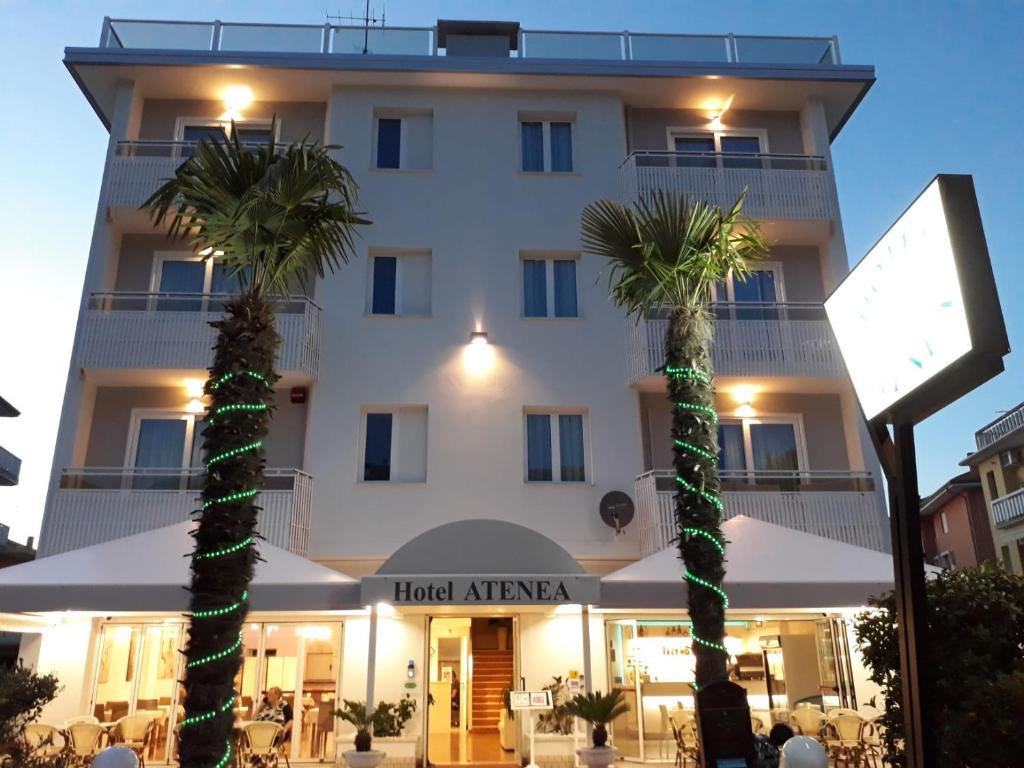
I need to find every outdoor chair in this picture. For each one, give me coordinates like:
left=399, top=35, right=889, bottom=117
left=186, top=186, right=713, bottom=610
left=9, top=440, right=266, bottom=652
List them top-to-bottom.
left=657, top=704, right=674, bottom=760
left=790, top=707, right=826, bottom=740
left=111, top=714, right=155, bottom=768
left=823, top=714, right=867, bottom=767
left=65, top=715, right=101, bottom=729
left=750, top=715, right=765, bottom=735
left=670, top=718, right=700, bottom=768
left=860, top=719, right=883, bottom=768
left=241, top=721, right=290, bottom=768
left=67, top=722, right=107, bottom=766
left=24, top=723, right=65, bottom=758
left=91, top=746, right=140, bottom=768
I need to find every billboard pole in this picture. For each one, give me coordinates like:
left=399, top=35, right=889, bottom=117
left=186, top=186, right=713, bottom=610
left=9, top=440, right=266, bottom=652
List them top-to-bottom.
left=887, top=422, right=936, bottom=768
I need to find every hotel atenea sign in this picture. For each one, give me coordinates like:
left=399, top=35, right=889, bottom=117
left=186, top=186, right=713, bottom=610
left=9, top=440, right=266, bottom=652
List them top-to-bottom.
left=361, top=574, right=601, bottom=606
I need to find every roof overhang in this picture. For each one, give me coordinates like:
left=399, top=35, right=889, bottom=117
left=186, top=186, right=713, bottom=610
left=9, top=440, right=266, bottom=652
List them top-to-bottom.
left=64, top=47, right=873, bottom=139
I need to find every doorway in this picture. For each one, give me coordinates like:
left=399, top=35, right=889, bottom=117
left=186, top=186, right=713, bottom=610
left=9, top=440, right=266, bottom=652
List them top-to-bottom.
left=426, top=616, right=518, bottom=766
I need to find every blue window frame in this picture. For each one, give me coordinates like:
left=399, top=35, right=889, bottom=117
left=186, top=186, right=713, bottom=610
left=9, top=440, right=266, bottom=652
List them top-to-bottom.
left=377, top=118, right=401, bottom=169
left=371, top=256, right=397, bottom=315
left=523, top=260, right=547, bottom=317
left=553, top=260, right=578, bottom=318
left=363, top=413, right=393, bottom=481
left=558, top=414, right=585, bottom=482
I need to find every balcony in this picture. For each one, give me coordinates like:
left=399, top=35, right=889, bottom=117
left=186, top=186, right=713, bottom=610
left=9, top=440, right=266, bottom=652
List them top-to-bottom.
left=100, top=19, right=841, bottom=65
left=106, top=140, right=287, bottom=210
left=619, top=152, right=839, bottom=221
left=77, top=292, right=321, bottom=379
left=625, top=303, right=844, bottom=385
left=975, top=402, right=1024, bottom=450
left=0, top=446, right=20, bottom=486
left=38, top=467, right=312, bottom=558
left=635, top=469, right=888, bottom=556
left=992, top=487, right=1024, bottom=528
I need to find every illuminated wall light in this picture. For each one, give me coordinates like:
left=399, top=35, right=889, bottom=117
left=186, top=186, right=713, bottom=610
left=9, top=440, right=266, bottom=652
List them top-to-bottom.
left=221, top=85, right=254, bottom=120
left=198, top=247, right=225, bottom=257
left=463, top=330, right=495, bottom=375
left=184, top=378, right=205, bottom=399
left=732, top=385, right=756, bottom=417
left=187, top=398, right=207, bottom=414
left=376, top=602, right=396, bottom=617
left=299, top=625, right=332, bottom=640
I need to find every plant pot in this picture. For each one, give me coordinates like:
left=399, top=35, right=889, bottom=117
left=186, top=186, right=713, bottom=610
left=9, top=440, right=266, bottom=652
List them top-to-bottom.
left=499, top=709, right=516, bottom=751
left=576, top=746, right=618, bottom=768
left=342, top=750, right=387, bottom=768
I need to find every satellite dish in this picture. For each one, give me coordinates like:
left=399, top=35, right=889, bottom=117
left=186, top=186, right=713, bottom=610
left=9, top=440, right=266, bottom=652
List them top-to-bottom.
left=599, top=491, right=635, bottom=535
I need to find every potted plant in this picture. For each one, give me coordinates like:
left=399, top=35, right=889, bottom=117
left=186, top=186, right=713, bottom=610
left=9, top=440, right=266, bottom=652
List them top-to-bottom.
left=533, top=677, right=577, bottom=765
left=499, top=686, right=516, bottom=751
left=566, top=690, right=628, bottom=768
left=336, top=700, right=385, bottom=768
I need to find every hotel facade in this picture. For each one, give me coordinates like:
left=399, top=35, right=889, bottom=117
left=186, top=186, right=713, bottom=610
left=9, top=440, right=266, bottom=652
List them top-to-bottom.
left=1, top=17, right=895, bottom=765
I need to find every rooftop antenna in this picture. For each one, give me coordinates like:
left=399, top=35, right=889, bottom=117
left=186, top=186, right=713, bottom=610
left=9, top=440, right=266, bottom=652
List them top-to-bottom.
left=327, top=1, right=385, bottom=54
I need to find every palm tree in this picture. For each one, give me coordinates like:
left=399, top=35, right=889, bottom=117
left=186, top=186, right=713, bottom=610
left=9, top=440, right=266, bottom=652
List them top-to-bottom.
left=144, top=122, right=368, bottom=768
left=581, top=190, right=766, bottom=688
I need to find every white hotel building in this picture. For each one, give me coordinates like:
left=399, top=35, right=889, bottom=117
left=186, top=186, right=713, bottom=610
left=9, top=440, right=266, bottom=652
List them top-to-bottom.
left=1, top=17, right=896, bottom=765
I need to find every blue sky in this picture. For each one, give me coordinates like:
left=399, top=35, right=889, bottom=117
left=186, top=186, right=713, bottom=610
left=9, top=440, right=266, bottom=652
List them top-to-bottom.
left=1, top=1, right=1022, bottom=543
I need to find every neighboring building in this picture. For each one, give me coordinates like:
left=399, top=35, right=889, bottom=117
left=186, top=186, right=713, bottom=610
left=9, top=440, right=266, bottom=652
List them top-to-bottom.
left=3, top=17, right=893, bottom=763
left=0, top=396, right=21, bottom=486
left=962, top=402, right=1024, bottom=573
left=919, top=469, right=995, bottom=570
left=0, top=524, right=35, bottom=668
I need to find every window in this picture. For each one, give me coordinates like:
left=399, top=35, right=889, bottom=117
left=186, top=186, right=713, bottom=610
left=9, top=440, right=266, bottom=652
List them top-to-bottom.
left=373, top=111, right=433, bottom=170
left=520, top=118, right=575, bottom=173
left=176, top=119, right=277, bottom=156
left=669, top=129, right=766, bottom=169
left=367, top=251, right=432, bottom=316
left=152, top=253, right=248, bottom=312
left=522, top=256, right=578, bottom=318
left=713, top=262, right=784, bottom=321
left=361, top=407, right=428, bottom=482
left=126, top=410, right=198, bottom=490
left=525, top=410, right=587, bottom=483
left=716, top=416, right=806, bottom=484
left=985, top=469, right=1000, bottom=501
left=940, top=510, right=950, bottom=535
left=1000, top=545, right=1012, bottom=574
left=935, top=551, right=955, bottom=570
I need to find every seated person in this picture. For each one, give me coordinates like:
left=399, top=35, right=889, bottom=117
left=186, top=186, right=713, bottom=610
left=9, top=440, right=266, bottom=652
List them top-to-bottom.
left=254, top=687, right=293, bottom=728
left=754, top=723, right=794, bottom=768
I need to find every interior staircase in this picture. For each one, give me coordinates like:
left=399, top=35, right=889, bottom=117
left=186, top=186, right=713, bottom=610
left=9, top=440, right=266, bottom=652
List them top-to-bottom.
left=471, top=648, right=513, bottom=732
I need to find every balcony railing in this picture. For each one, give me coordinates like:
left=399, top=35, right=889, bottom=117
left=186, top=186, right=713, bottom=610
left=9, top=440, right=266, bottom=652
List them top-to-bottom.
left=99, top=19, right=841, bottom=65
left=106, top=140, right=289, bottom=209
left=619, top=151, right=839, bottom=221
left=78, top=292, right=321, bottom=378
left=625, top=303, right=844, bottom=383
left=975, top=402, right=1024, bottom=450
left=39, top=467, right=312, bottom=558
left=635, top=469, right=887, bottom=556
left=992, top=487, right=1024, bottom=528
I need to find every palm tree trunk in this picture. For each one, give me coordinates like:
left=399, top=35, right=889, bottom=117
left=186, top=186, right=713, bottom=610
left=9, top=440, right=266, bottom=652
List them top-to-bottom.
left=179, top=293, right=280, bottom=768
left=665, top=305, right=728, bottom=688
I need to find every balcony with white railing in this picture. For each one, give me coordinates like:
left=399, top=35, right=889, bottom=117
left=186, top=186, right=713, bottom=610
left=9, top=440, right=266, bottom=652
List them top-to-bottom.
left=99, top=18, right=841, bottom=66
left=106, top=140, right=288, bottom=209
left=619, top=151, right=839, bottom=221
left=77, top=292, right=321, bottom=379
left=625, top=303, right=844, bottom=385
left=975, top=402, right=1024, bottom=450
left=38, top=467, right=312, bottom=558
left=635, top=469, right=888, bottom=557
left=992, top=487, right=1024, bottom=529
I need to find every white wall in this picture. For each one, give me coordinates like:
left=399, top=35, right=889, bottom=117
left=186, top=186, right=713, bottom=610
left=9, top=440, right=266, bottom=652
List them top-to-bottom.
left=307, top=85, right=644, bottom=563
left=19, top=618, right=97, bottom=725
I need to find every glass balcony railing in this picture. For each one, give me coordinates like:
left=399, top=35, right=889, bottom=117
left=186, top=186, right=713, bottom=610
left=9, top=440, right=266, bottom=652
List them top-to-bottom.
left=98, top=18, right=842, bottom=65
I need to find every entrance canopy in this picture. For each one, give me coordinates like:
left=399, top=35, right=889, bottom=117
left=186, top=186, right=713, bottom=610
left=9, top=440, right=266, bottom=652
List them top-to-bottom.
left=602, top=516, right=903, bottom=610
left=363, top=519, right=600, bottom=606
left=0, top=522, right=360, bottom=613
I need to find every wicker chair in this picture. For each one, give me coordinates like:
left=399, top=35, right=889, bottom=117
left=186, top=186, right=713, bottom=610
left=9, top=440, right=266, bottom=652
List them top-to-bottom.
left=789, top=707, right=827, bottom=740
left=823, top=713, right=867, bottom=767
left=111, top=714, right=154, bottom=768
left=670, top=718, right=700, bottom=768
left=241, top=721, right=290, bottom=768
left=67, top=722, right=107, bottom=766
left=24, top=724, right=65, bottom=758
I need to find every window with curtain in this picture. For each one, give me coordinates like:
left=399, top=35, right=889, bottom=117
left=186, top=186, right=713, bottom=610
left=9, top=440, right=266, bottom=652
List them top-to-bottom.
left=376, top=118, right=401, bottom=169
left=521, top=122, right=544, bottom=172
left=550, top=122, right=573, bottom=172
left=182, top=124, right=228, bottom=157
left=234, top=126, right=273, bottom=146
left=720, top=134, right=762, bottom=169
left=674, top=135, right=716, bottom=168
left=371, top=256, right=398, bottom=315
left=523, top=257, right=578, bottom=318
left=157, top=260, right=205, bottom=311
left=523, top=260, right=548, bottom=318
left=553, top=260, right=578, bottom=317
left=211, top=263, right=252, bottom=296
left=732, top=269, right=779, bottom=320
left=363, top=413, right=393, bottom=481
left=526, top=414, right=553, bottom=482
left=558, top=415, right=585, bottom=482
left=133, top=417, right=189, bottom=490
left=717, top=423, right=747, bottom=472
left=750, top=423, right=799, bottom=472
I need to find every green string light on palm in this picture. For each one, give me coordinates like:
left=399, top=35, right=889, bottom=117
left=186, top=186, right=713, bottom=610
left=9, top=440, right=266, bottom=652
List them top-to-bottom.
left=669, top=364, right=730, bottom=660
left=181, top=369, right=269, bottom=766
